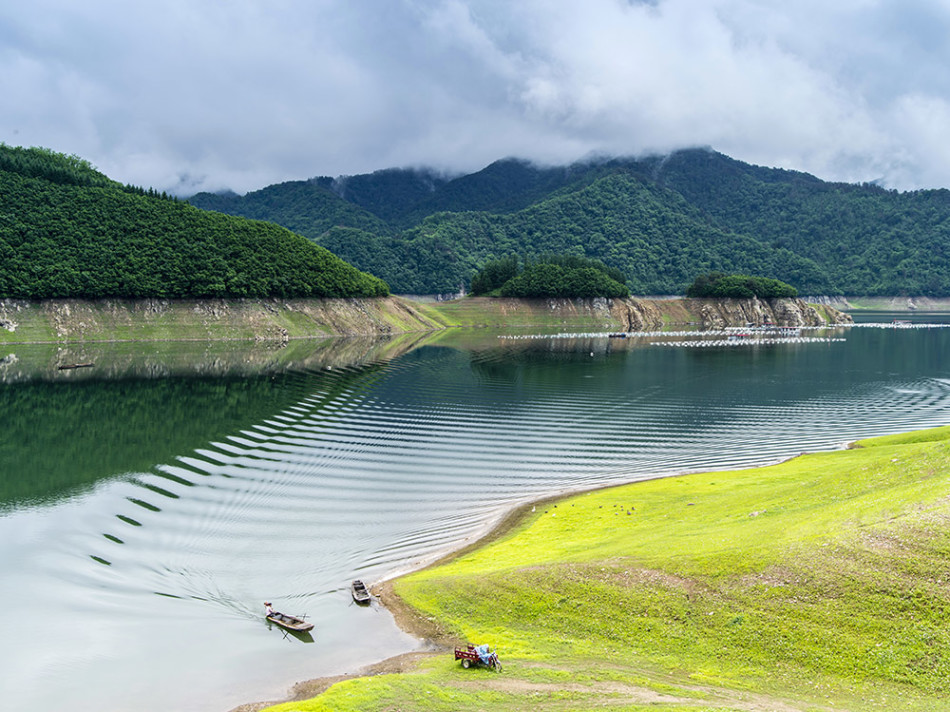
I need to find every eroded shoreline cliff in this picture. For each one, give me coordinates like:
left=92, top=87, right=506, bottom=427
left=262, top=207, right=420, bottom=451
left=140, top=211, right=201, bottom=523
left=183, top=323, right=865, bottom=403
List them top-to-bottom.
left=0, top=295, right=850, bottom=344
left=426, top=295, right=851, bottom=332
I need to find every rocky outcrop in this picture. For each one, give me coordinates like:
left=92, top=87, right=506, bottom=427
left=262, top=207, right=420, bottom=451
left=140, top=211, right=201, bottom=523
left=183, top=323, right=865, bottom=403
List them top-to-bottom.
left=522, top=296, right=849, bottom=331
left=537, top=297, right=668, bottom=330
left=691, top=297, right=852, bottom=329
left=618, top=298, right=666, bottom=331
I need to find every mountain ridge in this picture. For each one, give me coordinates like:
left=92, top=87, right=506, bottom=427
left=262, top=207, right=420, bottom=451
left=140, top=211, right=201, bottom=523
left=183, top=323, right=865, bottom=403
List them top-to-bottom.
left=190, top=148, right=950, bottom=296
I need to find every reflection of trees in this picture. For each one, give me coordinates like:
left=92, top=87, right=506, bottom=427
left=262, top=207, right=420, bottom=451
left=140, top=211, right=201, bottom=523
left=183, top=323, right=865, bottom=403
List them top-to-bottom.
left=0, top=332, right=439, bottom=384
left=469, top=337, right=640, bottom=378
left=468, top=338, right=637, bottom=386
left=0, top=345, right=398, bottom=509
left=469, top=355, right=520, bottom=382
left=0, top=377, right=296, bottom=508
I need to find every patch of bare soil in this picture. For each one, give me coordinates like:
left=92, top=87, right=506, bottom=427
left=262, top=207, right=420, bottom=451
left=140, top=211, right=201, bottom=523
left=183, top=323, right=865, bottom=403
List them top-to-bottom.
left=448, top=673, right=819, bottom=712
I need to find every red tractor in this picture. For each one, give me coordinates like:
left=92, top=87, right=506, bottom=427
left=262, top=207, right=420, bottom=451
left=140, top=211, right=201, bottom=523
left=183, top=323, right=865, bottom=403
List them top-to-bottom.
left=454, top=643, right=502, bottom=671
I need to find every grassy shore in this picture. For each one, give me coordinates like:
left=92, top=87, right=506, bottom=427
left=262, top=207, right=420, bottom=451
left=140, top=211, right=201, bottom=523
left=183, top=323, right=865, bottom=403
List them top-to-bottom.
left=262, top=426, right=950, bottom=711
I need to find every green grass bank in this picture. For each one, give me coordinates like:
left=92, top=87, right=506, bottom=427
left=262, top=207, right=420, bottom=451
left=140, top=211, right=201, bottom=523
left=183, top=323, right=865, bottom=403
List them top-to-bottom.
left=261, top=426, right=950, bottom=712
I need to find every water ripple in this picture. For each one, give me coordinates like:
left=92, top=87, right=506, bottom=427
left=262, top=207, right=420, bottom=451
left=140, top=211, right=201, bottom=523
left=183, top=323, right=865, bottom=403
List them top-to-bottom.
left=7, top=326, right=950, bottom=712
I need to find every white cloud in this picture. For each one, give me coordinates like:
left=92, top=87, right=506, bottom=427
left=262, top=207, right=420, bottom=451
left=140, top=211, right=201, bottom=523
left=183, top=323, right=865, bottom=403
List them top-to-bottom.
left=2, top=0, right=950, bottom=193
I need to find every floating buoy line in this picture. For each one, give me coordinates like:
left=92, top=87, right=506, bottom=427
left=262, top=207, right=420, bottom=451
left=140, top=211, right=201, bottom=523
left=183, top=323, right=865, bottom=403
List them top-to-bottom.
left=498, top=320, right=950, bottom=347
left=850, top=322, right=950, bottom=329
left=499, top=326, right=837, bottom=342
left=652, top=336, right=846, bottom=348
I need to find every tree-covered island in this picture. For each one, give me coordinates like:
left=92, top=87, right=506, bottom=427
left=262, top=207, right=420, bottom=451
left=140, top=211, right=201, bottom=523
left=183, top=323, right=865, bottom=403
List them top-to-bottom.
left=471, top=254, right=629, bottom=298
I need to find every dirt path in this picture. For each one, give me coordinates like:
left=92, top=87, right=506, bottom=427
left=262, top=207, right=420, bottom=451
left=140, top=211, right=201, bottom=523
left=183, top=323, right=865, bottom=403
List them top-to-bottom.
left=230, top=651, right=822, bottom=712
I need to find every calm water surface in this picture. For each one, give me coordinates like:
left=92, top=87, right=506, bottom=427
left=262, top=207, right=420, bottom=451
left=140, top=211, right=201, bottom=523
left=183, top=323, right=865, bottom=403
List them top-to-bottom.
left=2, top=317, right=950, bottom=711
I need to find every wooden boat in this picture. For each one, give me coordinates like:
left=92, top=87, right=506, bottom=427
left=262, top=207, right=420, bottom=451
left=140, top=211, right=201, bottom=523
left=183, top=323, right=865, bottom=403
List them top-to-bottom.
left=58, top=362, right=94, bottom=370
left=351, top=579, right=371, bottom=605
left=266, top=612, right=313, bottom=632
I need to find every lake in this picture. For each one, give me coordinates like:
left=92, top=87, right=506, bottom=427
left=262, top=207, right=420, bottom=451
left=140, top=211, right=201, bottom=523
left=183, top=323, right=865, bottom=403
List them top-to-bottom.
left=2, top=314, right=950, bottom=711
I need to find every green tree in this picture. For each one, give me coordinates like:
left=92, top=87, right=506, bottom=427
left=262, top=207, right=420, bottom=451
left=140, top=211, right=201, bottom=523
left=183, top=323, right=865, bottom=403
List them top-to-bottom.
left=471, top=255, right=520, bottom=294
left=686, top=272, right=798, bottom=298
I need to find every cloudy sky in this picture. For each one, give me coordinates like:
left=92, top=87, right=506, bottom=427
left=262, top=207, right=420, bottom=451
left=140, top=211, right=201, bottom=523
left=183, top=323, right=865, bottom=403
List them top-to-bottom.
left=3, top=0, right=950, bottom=195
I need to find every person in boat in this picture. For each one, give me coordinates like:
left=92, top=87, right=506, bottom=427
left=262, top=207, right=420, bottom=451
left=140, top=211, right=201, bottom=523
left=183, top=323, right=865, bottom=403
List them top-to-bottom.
left=264, top=601, right=279, bottom=619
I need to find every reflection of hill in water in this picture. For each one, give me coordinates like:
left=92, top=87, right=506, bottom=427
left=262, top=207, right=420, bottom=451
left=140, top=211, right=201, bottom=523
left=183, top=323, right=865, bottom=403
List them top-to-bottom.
left=0, top=332, right=436, bottom=383
left=0, top=334, right=436, bottom=510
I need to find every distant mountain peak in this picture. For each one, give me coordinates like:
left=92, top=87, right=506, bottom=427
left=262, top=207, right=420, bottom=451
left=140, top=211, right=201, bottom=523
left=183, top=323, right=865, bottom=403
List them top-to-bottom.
left=188, top=148, right=950, bottom=298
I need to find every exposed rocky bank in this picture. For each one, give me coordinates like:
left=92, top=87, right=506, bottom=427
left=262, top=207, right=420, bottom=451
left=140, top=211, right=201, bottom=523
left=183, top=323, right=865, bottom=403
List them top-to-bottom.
left=0, top=295, right=850, bottom=344
left=623, top=295, right=852, bottom=330
left=0, top=296, right=449, bottom=344
left=430, top=296, right=851, bottom=331
left=688, top=296, right=852, bottom=329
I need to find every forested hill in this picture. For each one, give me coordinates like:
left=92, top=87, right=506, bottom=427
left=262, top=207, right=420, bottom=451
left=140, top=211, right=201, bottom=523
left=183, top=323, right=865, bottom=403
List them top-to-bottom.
left=0, top=145, right=389, bottom=299
left=190, top=149, right=950, bottom=296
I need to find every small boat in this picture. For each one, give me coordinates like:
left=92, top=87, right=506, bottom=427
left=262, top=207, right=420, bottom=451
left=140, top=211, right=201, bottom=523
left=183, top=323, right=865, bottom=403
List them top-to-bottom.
left=58, top=362, right=94, bottom=370
left=351, top=579, right=371, bottom=605
left=266, top=612, right=313, bottom=632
